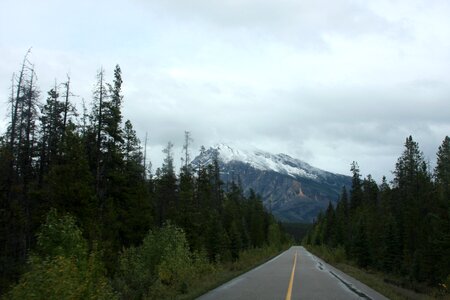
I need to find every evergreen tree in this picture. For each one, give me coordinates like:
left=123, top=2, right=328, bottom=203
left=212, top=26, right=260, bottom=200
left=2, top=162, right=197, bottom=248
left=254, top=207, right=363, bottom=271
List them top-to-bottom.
left=1, top=53, right=41, bottom=288
left=105, top=65, right=124, bottom=148
left=91, top=68, right=108, bottom=198
left=44, top=123, right=97, bottom=239
left=178, top=132, right=198, bottom=249
left=393, top=136, right=430, bottom=274
left=434, top=136, right=450, bottom=282
left=435, top=136, right=450, bottom=205
left=155, top=142, right=177, bottom=226
left=211, top=149, right=223, bottom=211
left=195, top=161, right=212, bottom=220
left=350, top=161, right=363, bottom=212
left=362, top=174, right=378, bottom=207
left=334, top=187, right=349, bottom=249
left=247, top=190, right=265, bottom=248
left=323, top=202, right=336, bottom=247
left=206, top=211, right=230, bottom=262
left=380, top=214, right=401, bottom=273
left=352, top=217, right=370, bottom=268
left=228, top=220, right=242, bottom=261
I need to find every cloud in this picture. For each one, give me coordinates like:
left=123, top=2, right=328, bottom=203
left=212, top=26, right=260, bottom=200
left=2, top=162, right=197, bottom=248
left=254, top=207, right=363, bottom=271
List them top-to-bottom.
left=0, top=0, right=449, bottom=181
left=146, top=0, right=401, bottom=44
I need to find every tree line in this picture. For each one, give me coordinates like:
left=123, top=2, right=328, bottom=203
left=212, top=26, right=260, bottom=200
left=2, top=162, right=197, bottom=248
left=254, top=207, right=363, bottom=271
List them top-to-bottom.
left=0, top=53, right=288, bottom=297
left=305, top=135, right=450, bottom=286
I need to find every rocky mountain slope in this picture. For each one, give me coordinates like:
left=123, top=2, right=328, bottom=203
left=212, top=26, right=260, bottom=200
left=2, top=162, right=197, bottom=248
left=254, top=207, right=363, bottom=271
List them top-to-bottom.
left=192, top=144, right=351, bottom=223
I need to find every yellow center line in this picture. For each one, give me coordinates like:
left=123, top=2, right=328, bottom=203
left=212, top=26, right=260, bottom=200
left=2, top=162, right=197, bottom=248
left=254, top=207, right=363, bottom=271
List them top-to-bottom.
left=285, top=250, right=298, bottom=300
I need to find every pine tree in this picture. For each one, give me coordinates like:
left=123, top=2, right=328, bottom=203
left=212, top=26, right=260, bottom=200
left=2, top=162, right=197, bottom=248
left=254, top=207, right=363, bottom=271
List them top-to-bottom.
left=1, top=52, right=48, bottom=290
left=7, top=55, right=41, bottom=274
left=105, top=65, right=124, bottom=147
left=91, top=68, right=108, bottom=198
left=60, top=76, right=73, bottom=148
left=38, top=87, right=66, bottom=185
left=44, top=123, right=97, bottom=239
left=178, top=132, right=197, bottom=248
left=393, top=136, right=430, bottom=275
left=394, top=136, right=425, bottom=193
left=434, top=136, right=450, bottom=282
left=435, top=136, right=450, bottom=205
left=155, top=142, right=177, bottom=226
left=211, top=149, right=223, bottom=211
left=196, top=162, right=212, bottom=210
left=350, top=162, right=363, bottom=212
left=362, top=174, right=379, bottom=207
left=334, top=187, right=349, bottom=249
left=247, top=190, right=265, bottom=248
left=323, top=202, right=336, bottom=247
left=206, top=211, right=230, bottom=262
left=380, top=214, right=401, bottom=273
left=353, top=217, right=370, bottom=268
left=228, top=220, right=242, bottom=261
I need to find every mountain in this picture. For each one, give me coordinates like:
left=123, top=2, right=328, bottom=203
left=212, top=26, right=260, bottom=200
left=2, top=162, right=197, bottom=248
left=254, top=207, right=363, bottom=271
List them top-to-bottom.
left=192, top=144, right=351, bottom=223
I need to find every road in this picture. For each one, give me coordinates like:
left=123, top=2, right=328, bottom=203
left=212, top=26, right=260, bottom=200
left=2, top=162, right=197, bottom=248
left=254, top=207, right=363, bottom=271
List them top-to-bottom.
left=198, top=246, right=388, bottom=300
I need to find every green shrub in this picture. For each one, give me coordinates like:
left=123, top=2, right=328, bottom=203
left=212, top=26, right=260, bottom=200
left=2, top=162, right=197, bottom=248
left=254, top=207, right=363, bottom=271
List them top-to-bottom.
left=35, top=208, right=87, bottom=261
left=6, top=209, right=116, bottom=300
left=115, top=223, right=214, bottom=299
left=268, top=223, right=282, bottom=250
left=305, top=244, right=346, bottom=264
left=191, top=250, right=216, bottom=279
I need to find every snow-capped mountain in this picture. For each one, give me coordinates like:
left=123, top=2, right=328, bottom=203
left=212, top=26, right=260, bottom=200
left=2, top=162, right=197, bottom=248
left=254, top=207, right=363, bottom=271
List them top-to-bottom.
left=192, top=144, right=351, bottom=223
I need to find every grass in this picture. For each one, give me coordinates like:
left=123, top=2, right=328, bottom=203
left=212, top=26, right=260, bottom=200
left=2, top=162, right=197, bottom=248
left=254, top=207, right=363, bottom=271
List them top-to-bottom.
left=178, top=245, right=289, bottom=300
left=305, top=245, right=448, bottom=300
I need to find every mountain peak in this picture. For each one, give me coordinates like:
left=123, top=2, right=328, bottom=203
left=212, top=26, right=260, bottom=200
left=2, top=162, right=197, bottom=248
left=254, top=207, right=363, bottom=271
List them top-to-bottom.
left=192, top=143, right=352, bottom=222
left=194, top=143, right=329, bottom=181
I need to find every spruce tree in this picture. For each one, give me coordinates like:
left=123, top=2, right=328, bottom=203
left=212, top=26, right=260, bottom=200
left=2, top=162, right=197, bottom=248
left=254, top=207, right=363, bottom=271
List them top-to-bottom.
left=38, top=87, right=65, bottom=185
left=44, top=123, right=97, bottom=239
left=393, top=136, right=430, bottom=274
left=434, top=136, right=450, bottom=282
left=435, top=136, right=450, bottom=204
left=155, top=142, right=177, bottom=226
left=350, top=161, right=363, bottom=212
left=334, top=187, right=349, bottom=249
left=323, top=202, right=336, bottom=247
left=353, top=217, right=370, bottom=268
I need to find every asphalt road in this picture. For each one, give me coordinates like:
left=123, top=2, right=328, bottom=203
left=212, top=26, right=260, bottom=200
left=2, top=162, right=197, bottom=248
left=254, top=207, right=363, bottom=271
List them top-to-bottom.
left=198, top=246, right=388, bottom=300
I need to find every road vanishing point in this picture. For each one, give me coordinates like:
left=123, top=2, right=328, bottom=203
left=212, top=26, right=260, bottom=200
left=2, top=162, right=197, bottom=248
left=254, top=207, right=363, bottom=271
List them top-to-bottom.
left=198, top=246, right=388, bottom=300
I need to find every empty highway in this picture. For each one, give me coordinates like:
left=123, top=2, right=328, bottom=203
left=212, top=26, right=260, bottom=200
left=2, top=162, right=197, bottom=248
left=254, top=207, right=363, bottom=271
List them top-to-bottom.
left=198, top=246, right=388, bottom=300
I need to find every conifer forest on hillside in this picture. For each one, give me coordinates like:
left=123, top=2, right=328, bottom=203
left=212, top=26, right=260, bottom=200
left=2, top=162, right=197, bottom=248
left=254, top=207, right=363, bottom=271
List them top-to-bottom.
left=0, top=54, right=289, bottom=299
left=305, top=135, right=450, bottom=291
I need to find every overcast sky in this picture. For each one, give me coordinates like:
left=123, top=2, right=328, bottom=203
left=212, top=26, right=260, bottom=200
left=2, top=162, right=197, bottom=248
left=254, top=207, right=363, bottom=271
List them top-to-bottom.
left=1, top=0, right=449, bottom=181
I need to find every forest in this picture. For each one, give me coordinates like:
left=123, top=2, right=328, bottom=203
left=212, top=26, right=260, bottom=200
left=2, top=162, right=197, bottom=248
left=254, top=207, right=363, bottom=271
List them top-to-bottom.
left=0, top=53, right=289, bottom=299
left=304, top=135, right=450, bottom=290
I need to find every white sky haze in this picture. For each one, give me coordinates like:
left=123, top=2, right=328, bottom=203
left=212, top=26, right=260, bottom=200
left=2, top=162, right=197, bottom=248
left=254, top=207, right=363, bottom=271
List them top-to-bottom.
left=1, top=0, right=449, bottom=180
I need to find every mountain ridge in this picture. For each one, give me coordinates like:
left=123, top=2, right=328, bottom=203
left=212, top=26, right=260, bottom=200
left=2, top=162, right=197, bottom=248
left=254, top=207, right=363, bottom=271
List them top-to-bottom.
left=192, top=144, right=352, bottom=223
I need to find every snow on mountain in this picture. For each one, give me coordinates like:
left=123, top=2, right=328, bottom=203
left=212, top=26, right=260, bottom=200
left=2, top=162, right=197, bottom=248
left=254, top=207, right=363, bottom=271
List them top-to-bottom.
left=192, top=143, right=352, bottom=222
left=196, top=143, right=332, bottom=181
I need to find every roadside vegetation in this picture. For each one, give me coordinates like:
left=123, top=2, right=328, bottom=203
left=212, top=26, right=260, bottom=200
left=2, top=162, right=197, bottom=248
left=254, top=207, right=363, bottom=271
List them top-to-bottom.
left=304, top=136, right=450, bottom=299
left=4, top=209, right=288, bottom=299
left=305, top=245, right=442, bottom=300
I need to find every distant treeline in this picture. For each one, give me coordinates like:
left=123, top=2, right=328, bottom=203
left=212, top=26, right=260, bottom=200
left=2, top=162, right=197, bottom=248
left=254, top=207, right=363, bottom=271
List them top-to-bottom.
left=0, top=53, right=289, bottom=298
left=304, top=135, right=450, bottom=286
left=281, top=223, right=312, bottom=243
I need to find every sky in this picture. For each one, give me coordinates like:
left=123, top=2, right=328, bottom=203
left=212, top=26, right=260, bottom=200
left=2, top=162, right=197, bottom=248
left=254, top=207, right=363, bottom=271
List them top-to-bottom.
left=1, top=0, right=449, bottom=181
